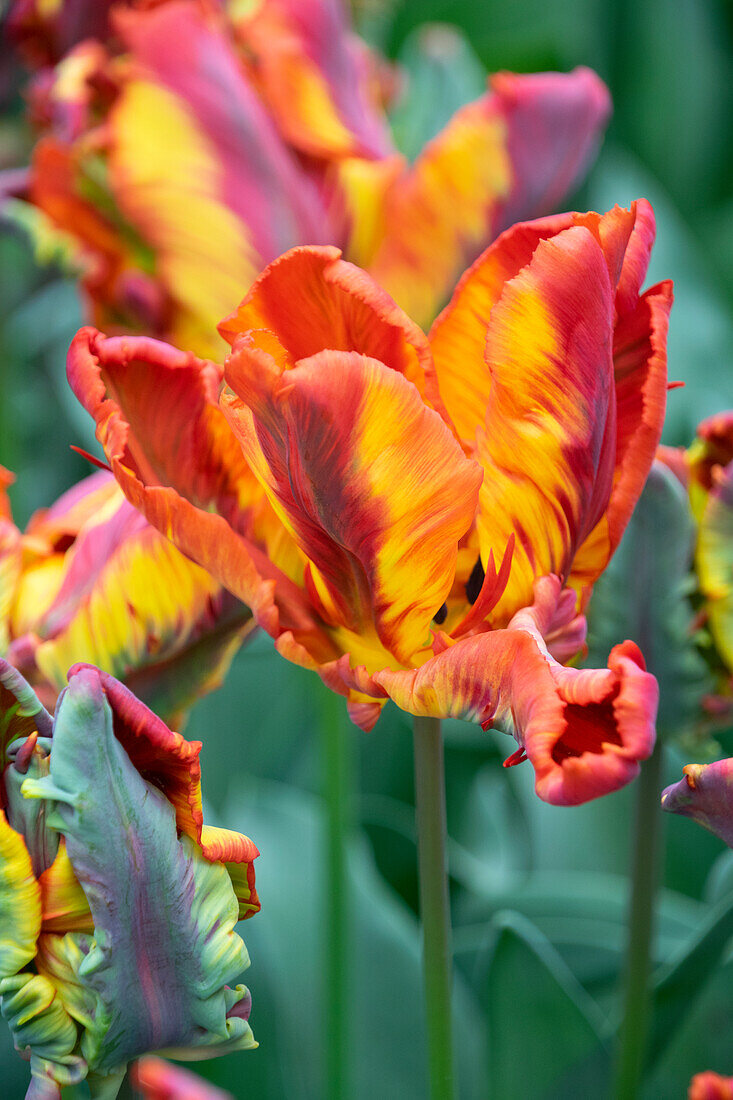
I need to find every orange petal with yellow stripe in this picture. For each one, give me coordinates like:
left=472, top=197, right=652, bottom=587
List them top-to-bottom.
left=221, top=340, right=481, bottom=664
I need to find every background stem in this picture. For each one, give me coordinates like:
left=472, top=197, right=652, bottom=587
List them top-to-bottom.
left=320, top=687, right=355, bottom=1100
left=413, top=715, right=456, bottom=1100
left=612, top=740, right=665, bottom=1099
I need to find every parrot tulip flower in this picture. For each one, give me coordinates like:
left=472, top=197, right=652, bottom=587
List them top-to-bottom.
left=13, top=0, right=611, bottom=356
left=68, top=200, right=670, bottom=806
left=0, top=468, right=254, bottom=724
left=0, top=658, right=259, bottom=1100
left=662, top=757, right=733, bottom=847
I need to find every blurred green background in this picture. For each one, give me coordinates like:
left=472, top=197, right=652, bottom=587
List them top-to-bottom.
left=2, top=0, right=733, bottom=1097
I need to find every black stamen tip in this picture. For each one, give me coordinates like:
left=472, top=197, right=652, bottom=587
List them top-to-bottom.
left=465, top=557, right=485, bottom=605
left=433, top=603, right=448, bottom=625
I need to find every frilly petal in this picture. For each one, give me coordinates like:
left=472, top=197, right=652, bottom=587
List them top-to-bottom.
left=218, top=245, right=440, bottom=414
left=375, top=576, right=657, bottom=805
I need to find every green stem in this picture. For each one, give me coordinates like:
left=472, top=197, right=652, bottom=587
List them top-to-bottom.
left=320, top=688, right=355, bottom=1100
left=413, top=715, right=456, bottom=1100
left=612, top=740, right=665, bottom=1099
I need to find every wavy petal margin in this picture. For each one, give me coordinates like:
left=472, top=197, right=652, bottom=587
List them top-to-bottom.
left=375, top=577, right=657, bottom=805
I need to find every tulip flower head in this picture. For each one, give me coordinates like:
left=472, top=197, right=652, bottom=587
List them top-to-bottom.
left=10, top=0, right=611, bottom=356
left=69, top=200, right=671, bottom=806
left=0, top=469, right=254, bottom=723
left=0, top=659, right=259, bottom=1099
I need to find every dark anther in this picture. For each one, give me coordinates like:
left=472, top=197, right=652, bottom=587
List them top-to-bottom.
left=465, top=557, right=485, bottom=605
left=433, top=603, right=448, bottom=625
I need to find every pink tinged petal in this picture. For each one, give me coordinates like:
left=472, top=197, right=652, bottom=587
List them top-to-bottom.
left=238, top=0, right=392, bottom=159
left=114, top=1, right=331, bottom=264
left=367, top=68, right=609, bottom=328
left=491, top=68, right=611, bottom=233
left=221, top=343, right=481, bottom=664
left=375, top=576, right=657, bottom=805
left=66, top=664, right=205, bottom=848
left=662, top=758, right=733, bottom=847
left=132, top=1055, right=234, bottom=1100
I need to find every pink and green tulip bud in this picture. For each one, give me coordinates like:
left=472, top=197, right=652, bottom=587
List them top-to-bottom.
left=0, top=469, right=254, bottom=725
left=0, top=659, right=259, bottom=1100
left=662, top=757, right=733, bottom=847
left=689, top=1071, right=733, bottom=1100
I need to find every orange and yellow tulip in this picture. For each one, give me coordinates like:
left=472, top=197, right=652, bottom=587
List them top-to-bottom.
left=15, top=0, right=610, bottom=356
left=68, top=200, right=671, bottom=806
left=0, top=468, right=253, bottom=723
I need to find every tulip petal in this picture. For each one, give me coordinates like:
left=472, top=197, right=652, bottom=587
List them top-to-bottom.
left=236, top=0, right=391, bottom=159
left=110, top=1, right=331, bottom=355
left=366, top=68, right=610, bottom=328
left=474, top=226, right=617, bottom=621
left=218, top=245, right=439, bottom=412
left=569, top=280, right=673, bottom=592
left=66, top=327, right=319, bottom=646
left=221, top=342, right=481, bottom=663
left=696, top=459, right=733, bottom=668
left=26, top=484, right=252, bottom=720
left=375, top=576, right=657, bottom=805
left=0, top=659, right=53, bottom=772
left=65, top=664, right=204, bottom=848
left=21, top=668, right=255, bottom=1070
left=662, top=758, right=733, bottom=847
left=0, top=810, right=41, bottom=977
left=200, top=826, right=260, bottom=921
left=38, top=840, right=93, bottom=934
left=132, top=1055, right=233, bottom=1100
left=688, top=1071, right=733, bottom=1100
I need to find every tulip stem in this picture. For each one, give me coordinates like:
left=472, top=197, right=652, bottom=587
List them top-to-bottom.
left=320, top=687, right=355, bottom=1100
left=413, top=715, right=456, bottom=1100
left=613, top=739, right=665, bottom=1099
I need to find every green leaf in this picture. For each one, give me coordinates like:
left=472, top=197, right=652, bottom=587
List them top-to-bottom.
left=585, top=463, right=712, bottom=738
left=204, top=779, right=485, bottom=1100
left=646, top=888, right=733, bottom=1069
left=485, top=911, right=609, bottom=1097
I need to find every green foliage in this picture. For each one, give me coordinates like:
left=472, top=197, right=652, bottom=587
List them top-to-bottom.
left=586, top=463, right=712, bottom=739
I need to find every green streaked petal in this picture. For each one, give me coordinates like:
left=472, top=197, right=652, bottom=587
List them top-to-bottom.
left=23, top=667, right=253, bottom=1073
left=5, top=737, right=60, bottom=877
left=0, top=971, right=85, bottom=1093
